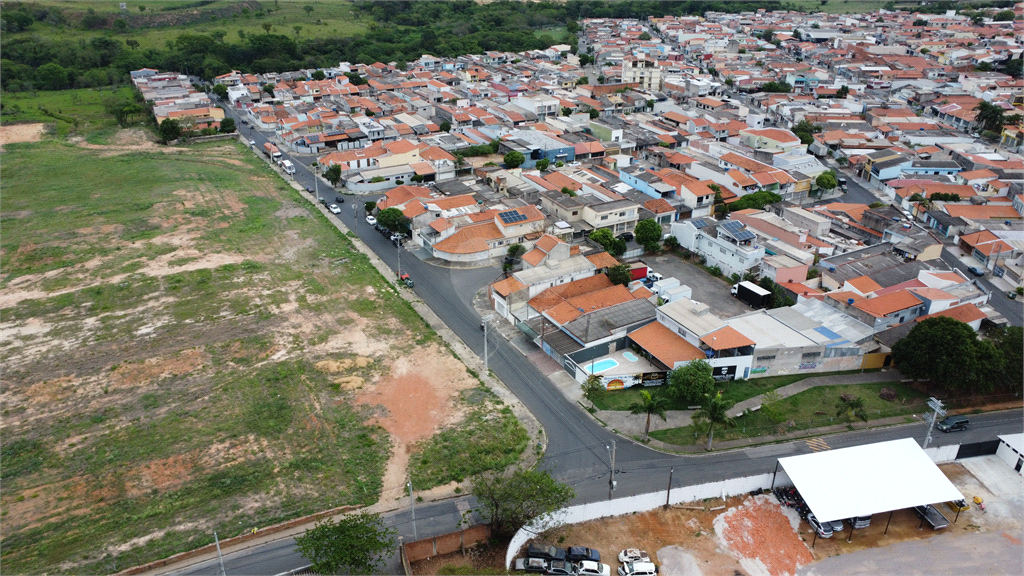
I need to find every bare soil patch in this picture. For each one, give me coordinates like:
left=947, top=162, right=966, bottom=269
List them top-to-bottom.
left=0, top=123, right=46, bottom=146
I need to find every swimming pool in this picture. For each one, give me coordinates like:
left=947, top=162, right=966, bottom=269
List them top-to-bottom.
left=623, top=352, right=639, bottom=362
left=587, top=359, right=619, bottom=373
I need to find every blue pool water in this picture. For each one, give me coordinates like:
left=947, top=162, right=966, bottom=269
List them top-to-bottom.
left=623, top=352, right=639, bottom=362
left=588, top=359, right=619, bottom=373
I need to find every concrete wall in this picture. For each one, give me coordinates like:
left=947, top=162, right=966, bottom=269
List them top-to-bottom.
left=996, top=440, right=1024, bottom=476
left=405, top=524, right=491, bottom=563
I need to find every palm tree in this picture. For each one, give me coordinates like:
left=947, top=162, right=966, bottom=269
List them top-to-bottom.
left=973, top=101, right=1005, bottom=133
left=628, top=390, right=669, bottom=440
left=693, top=392, right=735, bottom=451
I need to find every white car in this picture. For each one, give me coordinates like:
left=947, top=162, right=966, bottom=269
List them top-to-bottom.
left=328, top=204, right=341, bottom=214
left=366, top=215, right=377, bottom=225
left=617, top=550, right=650, bottom=564
left=578, top=560, right=611, bottom=576
left=617, top=561, right=657, bottom=576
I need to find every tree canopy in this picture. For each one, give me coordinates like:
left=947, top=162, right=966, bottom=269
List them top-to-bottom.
left=503, top=150, right=526, bottom=169
left=815, top=171, right=838, bottom=192
left=376, top=207, right=409, bottom=232
left=634, top=219, right=662, bottom=246
left=608, top=263, right=632, bottom=286
left=891, top=317, right=1003, bottom=394
left=667, top=359, right=714, bottom=403
left=472, top=466, right=574, bottom=537
left=294, top=513, right=396, bottom=575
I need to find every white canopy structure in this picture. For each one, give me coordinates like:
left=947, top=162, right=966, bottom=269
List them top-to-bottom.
left=777, top=438, right=964, bottom=523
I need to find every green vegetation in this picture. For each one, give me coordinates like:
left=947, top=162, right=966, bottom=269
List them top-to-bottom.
left=0, top=86, right=138, bottom=137
left=893, top=317, right=1015, bottom=394
left=589, top=369, right=882, bottom=411
left=651, top=381, right=926, bottom=445
left=409, top=401, right=529, bottom=490
left=471, top=466, right=574, bottom=537
left=295, top=513, right=396, bottom=576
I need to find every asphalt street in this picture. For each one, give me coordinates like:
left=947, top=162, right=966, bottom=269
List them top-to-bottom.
left=194, top=104, right=1023, bottom=575
left=939, top=249, right=1023, bottom=327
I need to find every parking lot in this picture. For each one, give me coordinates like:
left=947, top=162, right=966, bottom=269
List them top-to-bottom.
left=642, top=253, right=753, bottom=318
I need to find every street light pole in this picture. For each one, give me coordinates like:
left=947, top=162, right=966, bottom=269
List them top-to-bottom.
left=312, top=163, right=320, bottom=203
left=923, top=397, right=946, bottom=449
left=408, top=479, right=417, bottom=540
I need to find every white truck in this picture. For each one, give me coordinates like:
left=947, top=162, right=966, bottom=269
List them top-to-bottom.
left=281, top=160, right=296, bottom=175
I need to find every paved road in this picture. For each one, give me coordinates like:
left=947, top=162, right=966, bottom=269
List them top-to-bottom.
left=198, top=105, right=1022, bottom=574
left=939, top=249, right=1022, bottom=327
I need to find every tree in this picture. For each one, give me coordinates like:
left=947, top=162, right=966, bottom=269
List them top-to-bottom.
left=138, top=4, right=145, bottom=10
left=304, top=5, right=315, bottom=15
left=993, top=10, right=1015, bottom=21
left=113, top=18, right=128, bottom=33
left=913, top=18, right=928, bottom=26
left=261, top=22, right=273, bottom=34
left=760, top=29, right=774, bottom=43
left=639, top=32, right=652, bottom=40
left=126, top=38, right=140, bottom=50
left=1005, top=58, right=1023, bottom=79
left=976, top=62, right=993, bottom=72
left=35, top=63, right=69, bottom=90
left=310, top=69, right=326, bottom=81
left=597, top=75, right=605, bottom=84
left=577, top=76, right=589, bottom=85
left=725, top=77, right=734, bottom=87
left=760, top=81, right=792, bottom=93
left=212, top=83, right=229, bottom=99
left=262, top=84, right=275, bottom=98
left=836, top=85, right=850, bottom=98
left=974, top=101, right=1005, bottom=132
left=561, top=106, right=573, bottom=117
left=589, top=109, right=600, bottom=119
left=219, top=118, right=236, bottom=133
left=158, top=119, right=181, bottom=144
left=792, top=119, right=822, bottom=145
left=439, top=120, right=451, bottom=132
left=503, top=150, right=525, bottom=169
left=535, top=158, right=550, bottom=171
left=324, top=164, right=342, bottom=187
left=815, top=171, right=838, bottom=194
left=363, top=201, right=376, bottom=214
left=377, top=207, right=408, bottom=232
left=634, top=219, right=661, bottom=246
left=589, top=228, right=615, bottom=249
left=664, top=235, right=680, bottom=251
left=506, top=244, right=526, bottom=261
left=608, top=263, right=632, bottom=286
left=891, top=316, right=1002, bottom=394
left=987, top=326, right=1022, bottom=390
left=668, top=359, right=714, bottom=404
left=581, top=374, right=604, bottom=404
left=628, top=390, right=668, bottom=440
left=693, top=392, right=735, bottom=451
left=835, top=396, right=868, bottom=422
left=471, top=466, right=574, bottom=537
left=295, top=513, right=396, bottom=575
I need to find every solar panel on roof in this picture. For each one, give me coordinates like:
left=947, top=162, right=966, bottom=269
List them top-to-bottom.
left=498, top=210, right=527, bottom=224
left=692, top=219, right=709, bottom=229
left=721, top=220, right=744, bottom=232
left=732, top=230, right=756, bottom=241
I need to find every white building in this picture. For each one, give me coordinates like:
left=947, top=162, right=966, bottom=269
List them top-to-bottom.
left=621, top=55, right=663, bottom=91
left=670, top=217, right=765, bottom=276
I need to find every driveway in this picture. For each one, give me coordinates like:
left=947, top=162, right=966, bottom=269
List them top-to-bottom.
left=643, top=252, right=752, bottom=318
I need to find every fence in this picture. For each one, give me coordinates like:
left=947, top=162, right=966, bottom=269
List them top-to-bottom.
left=505, top=473, right=774, bottom=569
left=404, top=524, right=491, bottom=563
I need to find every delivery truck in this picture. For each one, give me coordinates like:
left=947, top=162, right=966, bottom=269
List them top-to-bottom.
left=263, top=142, right=282, bottom=163
left=629, top=262, right=649, bottom=281
left=731, top=281, right=771, bottom=308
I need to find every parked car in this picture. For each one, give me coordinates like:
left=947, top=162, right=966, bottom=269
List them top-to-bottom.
left=240, top=118, right=249, bottom=125
left=249, top=139, right=256, bottom=146
left=305, top=186, right=315, bottom=194
left=335, top=195, right=345, bottom=203
left=319, top=197, right=329, bottom=206
left=328, top=204, right=341, bottom=214
left=366, top=215, right=377, bottom=225
left=617, top=232, right=634, bottom=242
left=967, top=266, right=986, bottom=277
left=937, top=415, right=969, bottom=432
left=913, top=504, right=950, bottom=530
left=806, top=513, right=833, bottom=538
left=848, top=516, right=872, bottom=529
left=827, top=519, right=844, bottom=533
left=527, top=544, right=567, bottom=562
left=567, top=546, right=600, bottom=563
left=617, top=550, right=650, bottom=564
left=515, top=557, right=548, bottom=574
left=546, top=560, right=577, bottom=576
left=577, top=561, right=611, bottom=576
left=617, top=561, right=657, bottom=576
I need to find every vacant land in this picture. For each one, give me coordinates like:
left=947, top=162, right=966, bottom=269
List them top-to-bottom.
left=9, top=1, right=373, bottom=52
left=0, top=87, right=137, bottom=140
left=0, top=131, right=522, bottom=574
left=651, top=381, right=925, bottom=445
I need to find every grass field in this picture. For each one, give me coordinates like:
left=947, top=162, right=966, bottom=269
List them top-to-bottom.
left=787, top=0, right=890, bottom=14
left=9, top=1, right=373, bottom=52
left=0, top=87, right=139, bottom=139
left=0, top=125, right=523, bottom=574
left=589, top=370, right=881, bottom=412
left=650, top=382, right=928, bottom=446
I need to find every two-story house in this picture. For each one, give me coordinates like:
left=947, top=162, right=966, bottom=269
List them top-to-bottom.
left=670, top=217, right=765, bottom=276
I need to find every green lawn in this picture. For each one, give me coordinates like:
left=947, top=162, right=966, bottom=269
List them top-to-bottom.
left=787, top=0, right=890, bottom=14
left=13, top=1, right=373, bottom=52
left=0, top=87, right=138, bottom=138
left=589, top=370, right=881, bottom=411
left=650, top=382, right=929, bottom=446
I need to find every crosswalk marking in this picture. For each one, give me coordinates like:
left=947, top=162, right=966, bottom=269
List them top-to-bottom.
left=806, top=437, right=831, bottom=452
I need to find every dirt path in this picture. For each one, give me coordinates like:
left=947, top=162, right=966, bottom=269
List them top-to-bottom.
left=0, top=123, right=46, bottom=147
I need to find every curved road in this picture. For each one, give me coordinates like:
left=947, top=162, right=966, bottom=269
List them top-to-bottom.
left=176, top=106, right=1023, bottom=575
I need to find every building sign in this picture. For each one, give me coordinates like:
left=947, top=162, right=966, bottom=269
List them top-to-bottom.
left=712, top=364, right=737, bottom=381
left=603, top=371, right=666, bottom=390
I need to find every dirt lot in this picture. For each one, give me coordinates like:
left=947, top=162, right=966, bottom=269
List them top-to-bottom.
left=0, top=122, right=46, bottom=147
left=0, top=131, right=502, bottom=574
left=505, top=461, right=1009, bottom=576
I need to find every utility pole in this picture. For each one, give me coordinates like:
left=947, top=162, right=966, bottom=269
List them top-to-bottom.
left=313, top=163, right=320, bottom=204
left=482, top=315, right=493, bottom=373
left=923, top=397, right=946, bottom=449
left=606, top=441, right=616, bottom=500
left=664, top=467, right=673, bottom=509
left=408, top=479, right=417, bottom=540
left=214, top=531, right=227, bottom=576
